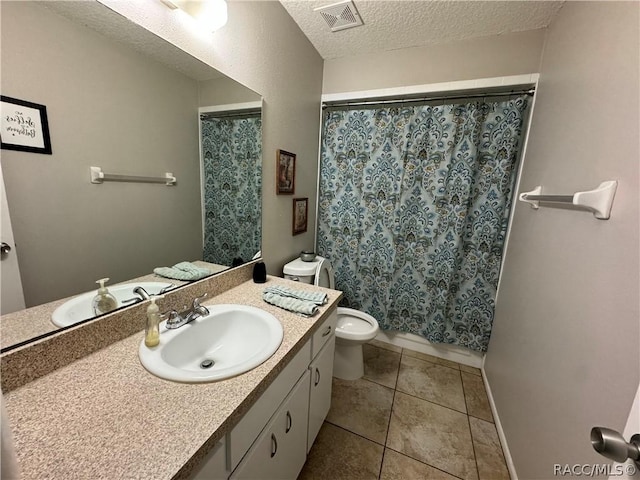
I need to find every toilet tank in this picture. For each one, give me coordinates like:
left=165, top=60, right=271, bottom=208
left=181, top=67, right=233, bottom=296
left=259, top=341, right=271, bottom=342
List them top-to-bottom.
left=283, top=257, right=319, bottom=284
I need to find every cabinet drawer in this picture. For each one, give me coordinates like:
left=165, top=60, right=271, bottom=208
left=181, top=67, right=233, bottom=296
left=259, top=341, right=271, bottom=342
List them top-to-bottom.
left=311, top=308, right=337, bottom=359
left=228, top=340, right=311, bottom=470
left=230, top=371, right=311, bottom=480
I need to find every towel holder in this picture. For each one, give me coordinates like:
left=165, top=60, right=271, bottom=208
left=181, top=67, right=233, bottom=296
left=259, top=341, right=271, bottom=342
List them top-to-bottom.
left=90, top=166, right=176, bottom=186
left=519, top=180, right=617, bottom=220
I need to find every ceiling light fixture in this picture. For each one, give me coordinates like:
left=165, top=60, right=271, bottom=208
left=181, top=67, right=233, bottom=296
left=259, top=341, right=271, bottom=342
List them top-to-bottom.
left=160, top=0, right=228, bottom=32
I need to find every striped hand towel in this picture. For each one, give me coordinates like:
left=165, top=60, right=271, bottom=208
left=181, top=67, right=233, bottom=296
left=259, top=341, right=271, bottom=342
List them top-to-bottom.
left=153, top=262, right=211, bottom=281
left=263, top=285, right=327, bottom=305
left=263, top=291, right=318, bottom=316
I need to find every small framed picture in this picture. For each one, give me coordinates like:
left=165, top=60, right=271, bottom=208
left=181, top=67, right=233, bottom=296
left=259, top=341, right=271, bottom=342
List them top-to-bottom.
left=1, top=96, right=52, bottom=154
left=277, top=149, right=296, bottom=194
left=292, top=197, right=308, bottom=236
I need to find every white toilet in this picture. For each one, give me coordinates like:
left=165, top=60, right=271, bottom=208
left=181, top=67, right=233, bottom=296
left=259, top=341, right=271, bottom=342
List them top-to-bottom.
left=283, top=255, right=379, bottom=380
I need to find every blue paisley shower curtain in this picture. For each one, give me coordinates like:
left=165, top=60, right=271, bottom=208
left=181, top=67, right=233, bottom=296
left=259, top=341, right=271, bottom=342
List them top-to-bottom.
left=317, top=96, right=528, bottom=352
left=201, top=114, right=262, bottom=266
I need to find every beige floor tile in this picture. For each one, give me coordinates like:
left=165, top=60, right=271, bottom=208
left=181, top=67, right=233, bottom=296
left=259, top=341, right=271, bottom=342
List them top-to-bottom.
left=369, top=338, right=402, bottom=353
left=364, top=344, right=401, bottom=388
left=402, top=349, right=461, bottom=370
left=396, top=355, right=466, bottom=413
left=460, top=364, right=482, bottom=376
left=461, top=371, right=493, bottom=422
left=327, top=377, right=394, bottom=444
left=387, top=392, right=478, bottom=480
left=469, top=417, right=510, bottom=480
left=299, top=422, right=384, bottom=480
left=380, top=448, right=459, bottom=480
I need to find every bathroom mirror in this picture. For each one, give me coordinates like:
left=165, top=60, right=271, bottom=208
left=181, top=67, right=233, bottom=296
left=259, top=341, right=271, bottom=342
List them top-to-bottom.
left=0, top=1, right=262, bottom=350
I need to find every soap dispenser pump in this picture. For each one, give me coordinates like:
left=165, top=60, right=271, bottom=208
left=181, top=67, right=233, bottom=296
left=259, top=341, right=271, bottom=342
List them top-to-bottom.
left=92, top=278, right=118, bottom=316
left=145, top=295, right=164, bottom=348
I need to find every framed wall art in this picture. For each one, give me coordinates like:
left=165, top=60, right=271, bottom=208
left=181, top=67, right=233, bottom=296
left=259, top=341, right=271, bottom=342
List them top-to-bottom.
left=1, top=96, right=52, bottom=154
left=276, top=149, right=295, bottom=194
left=292, top=197, right=308, bottom=235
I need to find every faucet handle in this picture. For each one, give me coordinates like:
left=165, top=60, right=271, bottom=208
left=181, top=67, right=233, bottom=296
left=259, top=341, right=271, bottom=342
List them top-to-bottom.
left=159, top=284, right=176, bottom=294
left=193, top=293, right=208, bottom=309
left=121, top=297, right=141, bottom=305
left=163, top=309, right=182, bottom=328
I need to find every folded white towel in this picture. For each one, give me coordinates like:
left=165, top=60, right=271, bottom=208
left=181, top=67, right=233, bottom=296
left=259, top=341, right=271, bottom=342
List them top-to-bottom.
left=153, top=262, right=212, bottom=281
left=263, top=285, right=327, bottom=305
left=263, top=291, right=318, bottom=316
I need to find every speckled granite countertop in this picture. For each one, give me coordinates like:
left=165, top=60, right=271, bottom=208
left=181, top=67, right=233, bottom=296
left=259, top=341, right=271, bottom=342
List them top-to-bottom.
left=0, top=261, right=228, bottom=350
left=4, top=276, right=341, bottom=480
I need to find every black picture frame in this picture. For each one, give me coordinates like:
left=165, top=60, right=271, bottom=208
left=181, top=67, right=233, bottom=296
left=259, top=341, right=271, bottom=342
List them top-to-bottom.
left=1, top=95, right=52, bottom=154
left=276, top=149, right=296, bottom=194
left=292, top=197, right=308, bottom=235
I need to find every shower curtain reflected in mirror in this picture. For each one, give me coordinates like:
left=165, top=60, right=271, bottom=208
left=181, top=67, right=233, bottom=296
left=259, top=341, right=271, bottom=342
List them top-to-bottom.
left=317, top=96, right=529, bottom=352
left=201, top=113, right=262, bottom=266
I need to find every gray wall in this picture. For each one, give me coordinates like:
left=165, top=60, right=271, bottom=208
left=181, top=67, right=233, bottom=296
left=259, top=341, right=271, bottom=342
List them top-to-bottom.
left=97, top=0, right=325, bottom=277
left=1, top=2, right=203, bottom=306
left=485, top=2, right=639, bottom=478
left=322, top=29, right=545, bottom=93
left=199, top=77, right=261, bottom=107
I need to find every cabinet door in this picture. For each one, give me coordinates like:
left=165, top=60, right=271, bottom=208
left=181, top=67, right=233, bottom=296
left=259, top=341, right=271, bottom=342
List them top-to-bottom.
left=307, top=336, right=335, bottom=452
left=228, top=341, right=311, bottom=471
left=230, top=371, right=311, bottom=480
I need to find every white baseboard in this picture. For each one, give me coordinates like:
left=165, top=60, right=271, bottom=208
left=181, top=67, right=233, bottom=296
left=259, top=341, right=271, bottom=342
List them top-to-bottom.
left=374, top=330, right=484, bottom=368
left=482, top=368, right=518, bottom=480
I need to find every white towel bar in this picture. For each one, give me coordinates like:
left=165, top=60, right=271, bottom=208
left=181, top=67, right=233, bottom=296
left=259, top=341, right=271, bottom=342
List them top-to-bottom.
left=90, top=166, right=176, bottom=186
left=519, top=181, right=617, bottom=220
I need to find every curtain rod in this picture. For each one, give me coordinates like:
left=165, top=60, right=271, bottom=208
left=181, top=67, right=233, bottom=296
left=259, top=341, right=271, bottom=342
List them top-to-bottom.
left=323, top=88, right=535, bottom=109
left=200, top=109, right=261, bottom=120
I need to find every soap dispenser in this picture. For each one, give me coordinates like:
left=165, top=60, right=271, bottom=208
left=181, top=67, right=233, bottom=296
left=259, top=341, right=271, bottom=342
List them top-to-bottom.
left=92, top=278, right=118, bottom=316
left=145, top=295, right=164, bottom=348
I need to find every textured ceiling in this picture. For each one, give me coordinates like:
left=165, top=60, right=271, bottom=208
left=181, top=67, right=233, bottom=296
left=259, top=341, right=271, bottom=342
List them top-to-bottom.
left=279, top=0, right=564, bottom=59
left=44, top=1, right=224, bottom=81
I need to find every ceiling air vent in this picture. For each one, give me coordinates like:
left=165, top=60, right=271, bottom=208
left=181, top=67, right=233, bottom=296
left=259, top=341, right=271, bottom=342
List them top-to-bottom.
left=315, top=0, right=364, bottom=32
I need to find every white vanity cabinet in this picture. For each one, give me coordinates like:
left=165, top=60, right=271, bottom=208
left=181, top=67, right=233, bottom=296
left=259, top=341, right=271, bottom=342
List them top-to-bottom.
left=190, top=308, right=337, bottom=480
left=307, top=310, right=337, bottom=451
left=307, top=337, right=335, bottom=451
left=230, top=371, right=311, bottom=480
left=191, top=440, right=227, bottom=480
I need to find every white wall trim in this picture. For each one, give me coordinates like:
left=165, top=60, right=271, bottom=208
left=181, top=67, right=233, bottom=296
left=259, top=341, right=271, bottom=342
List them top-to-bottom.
left=321, top=73, right=540, bottom=103
left=494, top=74, right=540, bottom=303
left=198, top=101, right=262, bottom=114
left=313, top=102, right=324, bottom=251
left=198, top=111, right=205, bottom=250
left=375, top=330, right=484, bottom=368
left=482, top=368, right=518, bottom=480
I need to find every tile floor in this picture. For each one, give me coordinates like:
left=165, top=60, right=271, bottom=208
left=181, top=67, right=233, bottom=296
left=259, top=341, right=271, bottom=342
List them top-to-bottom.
left=299, top=340, right=510, bottom=480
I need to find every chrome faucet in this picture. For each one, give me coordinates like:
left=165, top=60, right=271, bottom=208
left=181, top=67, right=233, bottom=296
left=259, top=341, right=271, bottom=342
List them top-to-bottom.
left=122, top=284, right=176, bottom=305
left=133, top=286, right=151, bottom=300
left=164, top=293, right=210, bottom=329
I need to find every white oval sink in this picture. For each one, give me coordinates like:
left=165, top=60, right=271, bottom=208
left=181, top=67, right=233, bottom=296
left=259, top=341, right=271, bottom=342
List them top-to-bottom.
left=51, top=282, right=173, bottom=328
left=139, top=304, right=284, bottom=383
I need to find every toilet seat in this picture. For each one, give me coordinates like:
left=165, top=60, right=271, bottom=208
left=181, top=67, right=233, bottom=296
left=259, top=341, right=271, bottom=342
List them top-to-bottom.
left=335, top=307, right=378, bottom=342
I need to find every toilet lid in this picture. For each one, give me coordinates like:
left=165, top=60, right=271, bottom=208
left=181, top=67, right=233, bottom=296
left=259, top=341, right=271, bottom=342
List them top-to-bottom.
left=314, top=258, right=335, bottom=289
